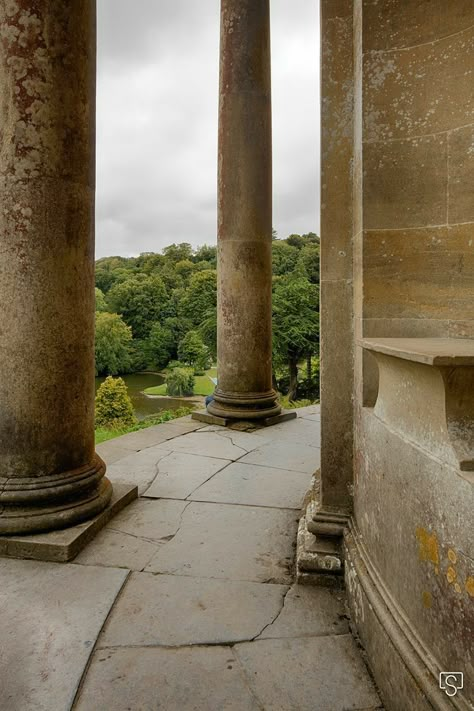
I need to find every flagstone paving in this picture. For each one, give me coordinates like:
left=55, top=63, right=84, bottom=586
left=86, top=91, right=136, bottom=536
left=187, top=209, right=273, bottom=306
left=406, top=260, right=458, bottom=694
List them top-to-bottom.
left=0, top=408, right=382, bottom=711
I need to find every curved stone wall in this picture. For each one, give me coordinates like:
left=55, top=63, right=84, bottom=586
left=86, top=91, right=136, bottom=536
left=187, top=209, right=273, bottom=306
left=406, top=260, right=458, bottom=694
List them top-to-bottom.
left=346, top=1, right=474, bottom=708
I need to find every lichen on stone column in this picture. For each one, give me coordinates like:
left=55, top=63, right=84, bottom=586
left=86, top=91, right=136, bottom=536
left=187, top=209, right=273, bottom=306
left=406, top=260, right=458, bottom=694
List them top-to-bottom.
left=0, top=0, right=112, bottom=534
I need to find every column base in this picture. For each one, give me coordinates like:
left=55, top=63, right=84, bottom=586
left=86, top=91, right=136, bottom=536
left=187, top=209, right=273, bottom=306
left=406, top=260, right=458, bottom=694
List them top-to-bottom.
left=207, top=388, right=282, bottom=421
left=192, top=408, right=297, bottom=428
left=0, top=455, right=112, bottom=535
left=296, top=481, right=350, bottom=586
left=0, top=482, right=137, bottom=562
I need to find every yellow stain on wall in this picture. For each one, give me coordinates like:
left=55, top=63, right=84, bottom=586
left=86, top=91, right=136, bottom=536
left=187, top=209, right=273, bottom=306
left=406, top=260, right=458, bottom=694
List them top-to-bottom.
left=416, top=527, right=439, bottom=568
left=447, top=549, right=457, bottom=564
left=446, top=566, right=457, bottom=584
left=466, top=577, right=474, bottom=598
left=454, top=583, right=462, bottom=594
left=422, top=591, right=432, bottom=608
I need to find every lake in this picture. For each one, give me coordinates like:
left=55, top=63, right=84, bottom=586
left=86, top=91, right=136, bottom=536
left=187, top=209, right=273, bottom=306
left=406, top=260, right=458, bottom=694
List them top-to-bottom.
left=94, top=372, right=192, bottom=421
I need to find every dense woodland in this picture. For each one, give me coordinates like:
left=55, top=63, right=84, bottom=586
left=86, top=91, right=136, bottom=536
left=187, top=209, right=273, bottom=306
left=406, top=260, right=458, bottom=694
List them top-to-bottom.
left=95, top=232, right=320, bottom=401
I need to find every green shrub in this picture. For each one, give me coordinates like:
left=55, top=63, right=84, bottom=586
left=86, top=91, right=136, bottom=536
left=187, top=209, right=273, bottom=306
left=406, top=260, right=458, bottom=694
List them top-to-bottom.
left=166, top=367, right=195, bottom=397
left=95, top=376, right=137, bottom=429
left=279, top=396, right=315, bottom=409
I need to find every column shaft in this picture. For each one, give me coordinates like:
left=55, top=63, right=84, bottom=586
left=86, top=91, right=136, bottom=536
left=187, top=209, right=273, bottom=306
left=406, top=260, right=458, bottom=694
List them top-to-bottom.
left=0, top=0, right=111, bottom=534
left=208, top=0, right=281, bottom=420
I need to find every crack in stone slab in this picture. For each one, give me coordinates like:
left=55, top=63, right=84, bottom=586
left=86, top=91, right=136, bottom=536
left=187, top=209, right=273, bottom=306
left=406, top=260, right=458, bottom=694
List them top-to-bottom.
left=185, top=459, right=235, bottom=500
left=252, top=585, right=291, bottom=641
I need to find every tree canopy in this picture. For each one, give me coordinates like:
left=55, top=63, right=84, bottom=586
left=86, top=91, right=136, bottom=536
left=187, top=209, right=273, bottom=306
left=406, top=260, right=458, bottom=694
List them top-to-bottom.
left=94, top=234, right=320, bottom=400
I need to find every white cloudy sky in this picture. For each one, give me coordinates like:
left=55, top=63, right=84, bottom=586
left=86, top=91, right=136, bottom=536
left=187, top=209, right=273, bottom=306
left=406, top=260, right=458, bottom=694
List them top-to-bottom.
left=96, top=1, right=320, bottom=258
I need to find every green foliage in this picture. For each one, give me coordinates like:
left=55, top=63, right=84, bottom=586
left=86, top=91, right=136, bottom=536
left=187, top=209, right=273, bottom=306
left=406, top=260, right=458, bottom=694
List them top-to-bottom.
left=94, top=233, right=320, bottom=403
left=272, top=241, right=299, bottom=276
left=162, top=242, right=193, bottom=263
left=193, top=244, right=217, bottom=266
left=297, top=244, right=320, bottom=284
left=178, top=270, right=217, bottom=328
left=107, top=274, right=168, bottom=339
left=272, top=275, right=319, bottom=400
left=273, top=276, right=319, bottom=362
left=95, top=287, right=109, bottom=312
left=198, top=308, right=217, bottom=360
left=95, top=312, right=132, bottom=376
left=148, top=323, right=175, bottom=369
left=178, top=330, right=210, bottom=372
left=129, top=339, right=151, bottom=372
left=166, top=367, right=195, bottom=397
left=95, top=376, right=137, bottom=429
left=279, top=396, right=315, bottom=409
left=95, top=406, right=194, bottom=444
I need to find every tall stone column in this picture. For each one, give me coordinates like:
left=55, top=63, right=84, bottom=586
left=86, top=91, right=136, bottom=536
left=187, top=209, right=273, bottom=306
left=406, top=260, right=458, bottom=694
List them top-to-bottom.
left=0, top=0, right=112, bottom=534
left=207, top=0, right=281, bottom=421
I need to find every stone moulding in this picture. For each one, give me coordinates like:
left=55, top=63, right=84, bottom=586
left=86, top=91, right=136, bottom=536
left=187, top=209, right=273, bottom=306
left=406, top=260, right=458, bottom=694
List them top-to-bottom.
left=362, top=338, right=474, bottom=482
left=0, top=456, right=113, bottom=535
left=296, top=475, right=349, bottom=587
left=344, top=522, right=471, bottom=711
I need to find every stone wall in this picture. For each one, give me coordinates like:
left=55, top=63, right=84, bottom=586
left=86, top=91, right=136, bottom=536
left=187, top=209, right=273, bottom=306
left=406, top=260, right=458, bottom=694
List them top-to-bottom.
left=337, top=1, right=474, bottom=708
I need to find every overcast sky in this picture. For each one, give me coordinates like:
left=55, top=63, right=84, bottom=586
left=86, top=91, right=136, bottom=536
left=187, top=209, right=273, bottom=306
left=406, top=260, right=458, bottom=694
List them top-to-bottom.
left=96, top=1, right=320, bottom=259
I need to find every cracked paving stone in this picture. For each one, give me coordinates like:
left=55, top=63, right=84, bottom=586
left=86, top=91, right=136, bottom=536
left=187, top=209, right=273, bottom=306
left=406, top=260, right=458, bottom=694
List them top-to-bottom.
left=152, top=430, right=269, bottom=461
left=239, top=441, right=319, bottom=474
left=105, top=446, right=172, bottom=494
left=143, top=451, right=231, bottom=500
left=189, top=461, right=312, bottom=509
left=74, top=495, right=189, bottom=571
left=103, top=498, right=188, bottom=542
left=145, top=501, right=298, bottom=583
left=74, top=529, right=160, bottom=571
left=0, top=559, right=128, bottom=711
left=99, top=572, right=288, bottom=647
left=257, top=584, right=349, bottom=639
left=235, top=635, right=381, bottom=711
left=75, top=646, right=260, bottom=711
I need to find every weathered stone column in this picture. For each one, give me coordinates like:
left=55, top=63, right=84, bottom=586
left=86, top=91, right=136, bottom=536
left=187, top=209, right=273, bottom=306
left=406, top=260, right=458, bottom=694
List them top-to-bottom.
left=0, top=0, right=112, bottom=534
left=207, top=0, right=281, bottom=420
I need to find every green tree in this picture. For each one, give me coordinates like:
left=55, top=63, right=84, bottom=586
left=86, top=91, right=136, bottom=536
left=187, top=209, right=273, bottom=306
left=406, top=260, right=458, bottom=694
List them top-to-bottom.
left=272, top=240, right=300, bottom=276
left=162, top=242, right=193, bottom=263
left=193, top=244, right=217, bottom=266
left=297, top=244, right=320, bottom=284
left=179, top=269, right=217, bottom=327
left=107, top=274, right=168, bottom=339
left=272, top=275, right=319, bottom=401
left=95, top=287, right=109, bottom=312
left=199, top=308, right=217, bottom=360
left=95, top=312, right=132, bottom=376
left=148, top=323, right=175, bottom=369
left=178, top=330, right=210, bottom=372
left=166, top=367, right=195, bottom=397
left=95, top=376, right=136, bottom=429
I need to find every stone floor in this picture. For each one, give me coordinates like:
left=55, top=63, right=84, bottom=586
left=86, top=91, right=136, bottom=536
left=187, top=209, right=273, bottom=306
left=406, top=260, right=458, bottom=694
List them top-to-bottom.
left=1, top=406, right=382, bottom=711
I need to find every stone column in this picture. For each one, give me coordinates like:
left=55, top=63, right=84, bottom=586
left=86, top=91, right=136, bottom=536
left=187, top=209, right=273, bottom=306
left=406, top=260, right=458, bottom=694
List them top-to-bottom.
left=0, top=0, right=111, bottom=534
left=207, top=0, right=281, bottom=421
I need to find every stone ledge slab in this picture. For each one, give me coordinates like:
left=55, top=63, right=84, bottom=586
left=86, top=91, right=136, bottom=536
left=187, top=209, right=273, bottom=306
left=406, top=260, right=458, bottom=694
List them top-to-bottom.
left=192, top=409, right=297, bottom=427
left=0, top=483, right=138, bottom=563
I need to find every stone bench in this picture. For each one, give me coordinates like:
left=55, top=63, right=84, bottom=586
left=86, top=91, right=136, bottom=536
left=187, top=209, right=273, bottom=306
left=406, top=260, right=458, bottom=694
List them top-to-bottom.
left=362, top=337, right=474, bottom=482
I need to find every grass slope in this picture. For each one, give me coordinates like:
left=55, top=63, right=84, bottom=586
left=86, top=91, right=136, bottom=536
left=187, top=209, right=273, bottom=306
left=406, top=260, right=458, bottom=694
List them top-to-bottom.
left=145, top=368, right=217, bottom=397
